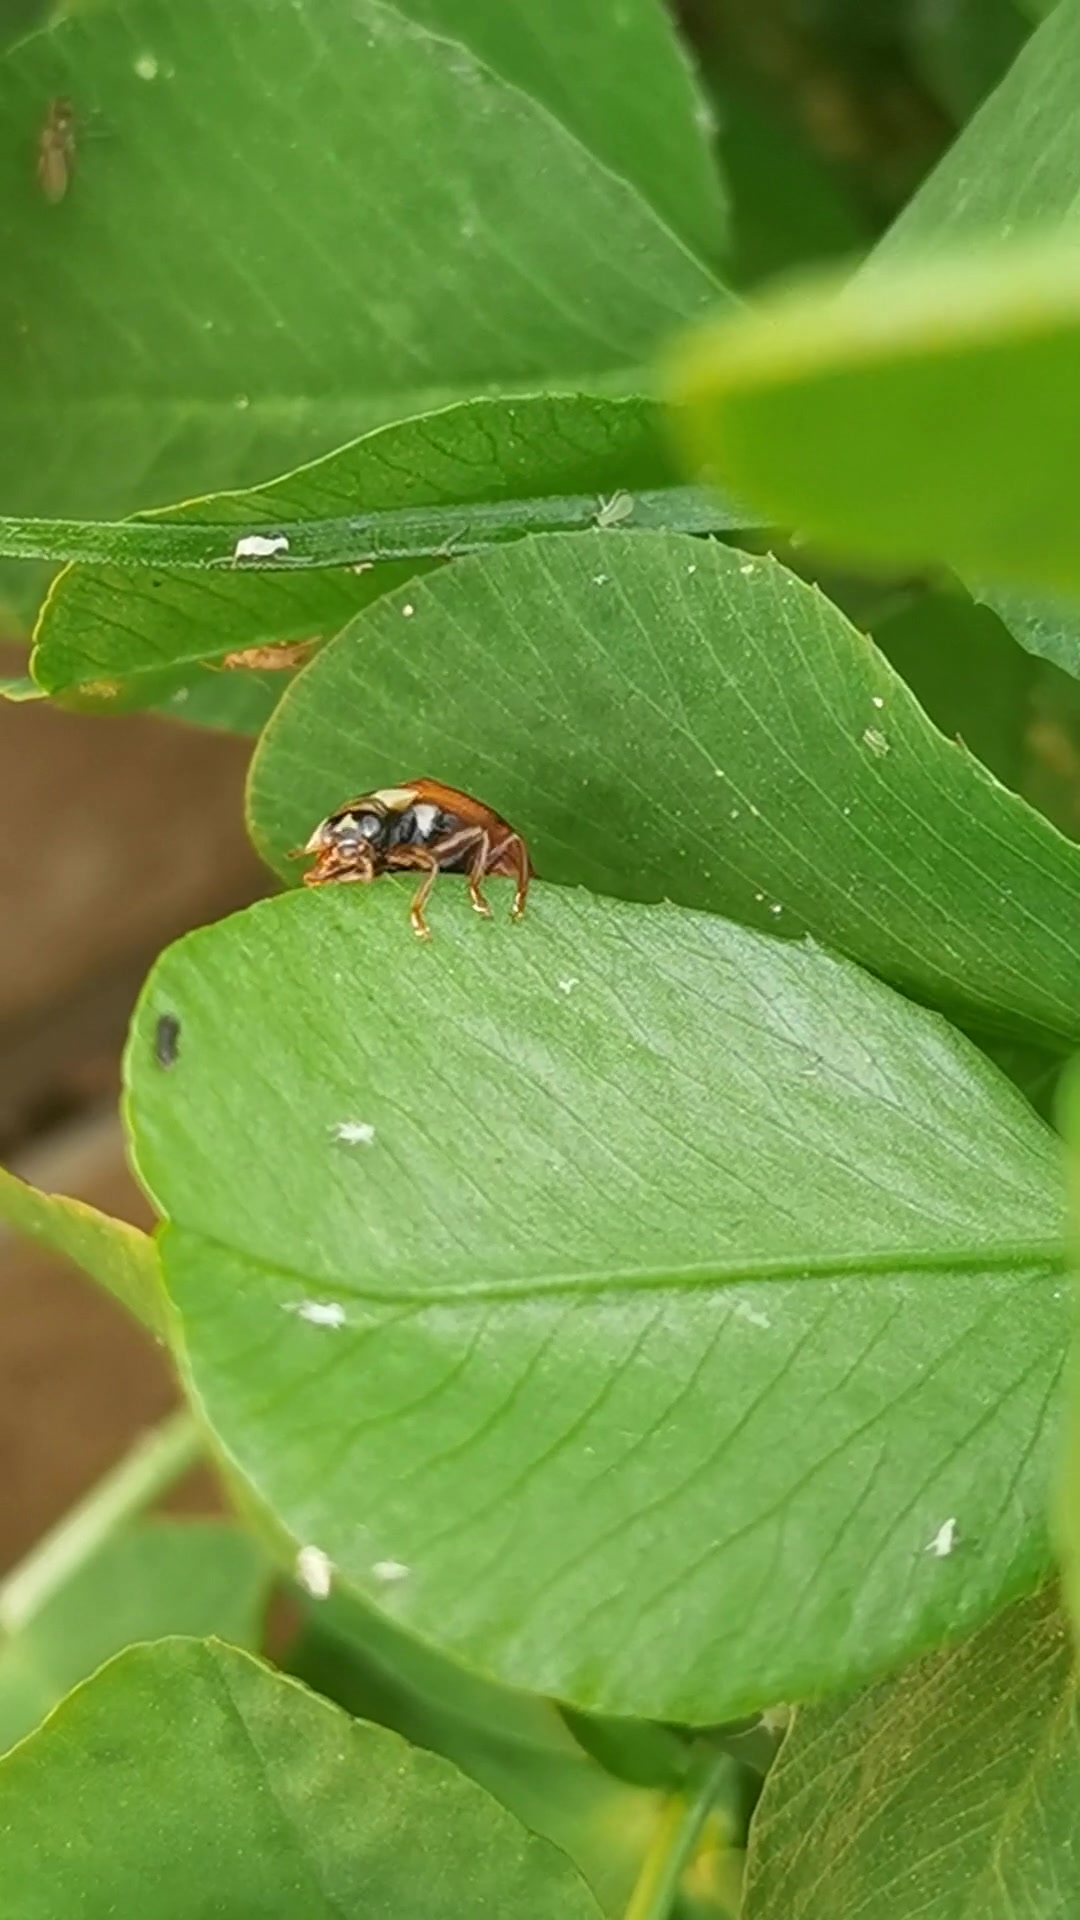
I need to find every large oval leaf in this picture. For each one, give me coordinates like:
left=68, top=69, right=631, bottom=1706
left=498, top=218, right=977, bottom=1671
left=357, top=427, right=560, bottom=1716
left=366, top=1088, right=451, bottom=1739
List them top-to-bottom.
left=0, top=0, right=725, bottom=560
left=248, top=531, right=1080, bottom=1048
left=124, top=885, right=1064, bottom=1720
left=743, top=1585, right=1079, bottom=1920
left=0, top=1638, right=601, bottom=1918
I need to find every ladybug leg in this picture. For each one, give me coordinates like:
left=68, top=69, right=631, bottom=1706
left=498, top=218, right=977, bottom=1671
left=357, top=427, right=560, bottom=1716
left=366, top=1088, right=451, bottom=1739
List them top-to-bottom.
left=465, top=832, right=493, bottom=918
left=505, top=834, right=531, bottom=921
left=403, top=850, right=440, bottom=941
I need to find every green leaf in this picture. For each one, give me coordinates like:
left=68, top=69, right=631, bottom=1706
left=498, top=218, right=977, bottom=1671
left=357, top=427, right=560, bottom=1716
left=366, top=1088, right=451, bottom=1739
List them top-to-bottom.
left=0, top=0, right=727, bottom=580
left=394, top=0, right=729, bottom=268
left=869, top=0, right=1080, bottom=672
left=875, top=0, right=1080, bottom=260
left=670, top=237, right=1080, bottom=594
left=31, top=395, right=742, bottom=712
left=249, top=532, right=1080, bottom=1049
left=972, top=581, right=1080, bottom=680
left=155, top=665, right=293, bottom=736
left=0, top=674, right=43, bottom=701
left=124, top=884, right=1064, bottom=1719
left=1059, top=1059, right=1080, bottom=1640
left=0, top=1162, right=167, bottom=1339
left=0, top=1522, right=271, bottom=1754
left=742, top=1585, right=1079, bottom=1920
left=288, top=1589, right=661, bottom=1916
left=0, top=1639, right=602, bottom=1918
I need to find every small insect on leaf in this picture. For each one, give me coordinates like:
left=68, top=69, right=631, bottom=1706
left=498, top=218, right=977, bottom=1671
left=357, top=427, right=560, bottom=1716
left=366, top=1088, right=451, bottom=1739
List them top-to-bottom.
left=37, top=97, right=76, bottom=204
left=594, top=489, right=635, bottom=529
left=218, top=640, right=319, bottom=673
left=297, top=778, right=533, bottom=941
left=154, top=1013, right=181, bottom=1068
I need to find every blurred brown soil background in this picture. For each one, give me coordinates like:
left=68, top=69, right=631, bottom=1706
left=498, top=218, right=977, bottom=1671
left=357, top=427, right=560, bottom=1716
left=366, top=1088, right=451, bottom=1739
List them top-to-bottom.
left=0, top=654, right=266, bottom=1566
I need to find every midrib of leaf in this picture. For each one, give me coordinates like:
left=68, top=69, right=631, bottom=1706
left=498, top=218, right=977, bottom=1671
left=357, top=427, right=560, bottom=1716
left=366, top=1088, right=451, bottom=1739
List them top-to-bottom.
left=3, top=483, right=739, bottom=572
left=174, top=1224, right=1064, bottom=1306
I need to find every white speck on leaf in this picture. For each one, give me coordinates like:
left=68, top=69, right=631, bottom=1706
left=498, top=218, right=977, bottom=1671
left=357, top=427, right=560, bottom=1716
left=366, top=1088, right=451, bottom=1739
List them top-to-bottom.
left=134, top=52, right=159, bottom=78
left=233, top=533, right=289, bottom=562
left=739, top=560, right=757, bottom=575
left=687, top=563, right=697, bottom=574
left=592, top=574, right=608, bottom=586
left=402, top=603, right=415, bottom=617
left=170, top=688, right=190, bottom=705
left=871, top=695, right=885, bottom=709
left=863, top=727, right=890, bottom=756
left=713, top=768, right=725, bottom=779
left=730, top=808, right=740, bottom=820
left=769, top=903, right=783, bottom=916
left=557, top=978, right=579, bottom=995
left=334, top=1120, right=376, bottom=1146
left=732, top=1299, right=771, bottom=1330
left=285, top=1300, right=346, bottom=1329
left=925, top=1517, right=958, bottom=1559
left=296, top=1545, right=333, bottom=1598
left=372, top=1559, right=410, bottom=1583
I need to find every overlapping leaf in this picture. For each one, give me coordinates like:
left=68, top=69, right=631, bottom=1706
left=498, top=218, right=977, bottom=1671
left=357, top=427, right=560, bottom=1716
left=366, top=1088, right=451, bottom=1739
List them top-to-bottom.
left=0, top=0, right=727, bottom=625
left=670, top=238, right=1080, bottom=594
left=31, top=395, right=734, bottom=712
left=249, top=531, right=1080, bottom=1047
left=124, top=883, right=1064, bottom=1719
left=0, top=1162, right=166, bottom=1337
left=0, top=1522, right=271, bottom=1753
left=743, top=1586, right=1080, bottom=1920
left=0, top=1639, right=602, bottom=1916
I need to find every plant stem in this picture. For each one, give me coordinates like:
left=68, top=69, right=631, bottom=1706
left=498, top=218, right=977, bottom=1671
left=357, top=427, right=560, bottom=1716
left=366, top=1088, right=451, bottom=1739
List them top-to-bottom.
left=0, top=1406, right=201, bottom=1637
left=624, top=1748, right=733, bottom=1920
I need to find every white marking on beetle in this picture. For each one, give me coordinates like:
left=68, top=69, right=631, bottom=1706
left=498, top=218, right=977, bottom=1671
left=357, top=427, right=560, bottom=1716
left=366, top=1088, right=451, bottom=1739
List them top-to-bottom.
left=134, top=51, right=159, bottom=79
left=595, top=490, right=634, bottom=528
left=233, top=533, right=289, bottom=562
left=863, top=727, right=890, bottom=757
left=372, top=787, right=418, bottom=810
left=412, top=803, right=439, bottom=837
left=557, top=977, right=579, bottom=995
left=333, top=1120, right=376, bottom=1146
left=285, top=1299, right=346, bottom=1329
left=925, top=1516, right=958, bottom=1559
left=296, top=1545, right=333, bottom=1598
left=372, top=1559, right=410, bottom=1583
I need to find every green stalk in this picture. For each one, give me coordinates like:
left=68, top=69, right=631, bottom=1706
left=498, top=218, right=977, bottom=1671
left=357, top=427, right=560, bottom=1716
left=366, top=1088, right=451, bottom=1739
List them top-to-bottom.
left=0, top=1406, right=201, bottom=1637
left=624, top=1748, right=733, bottom=1920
